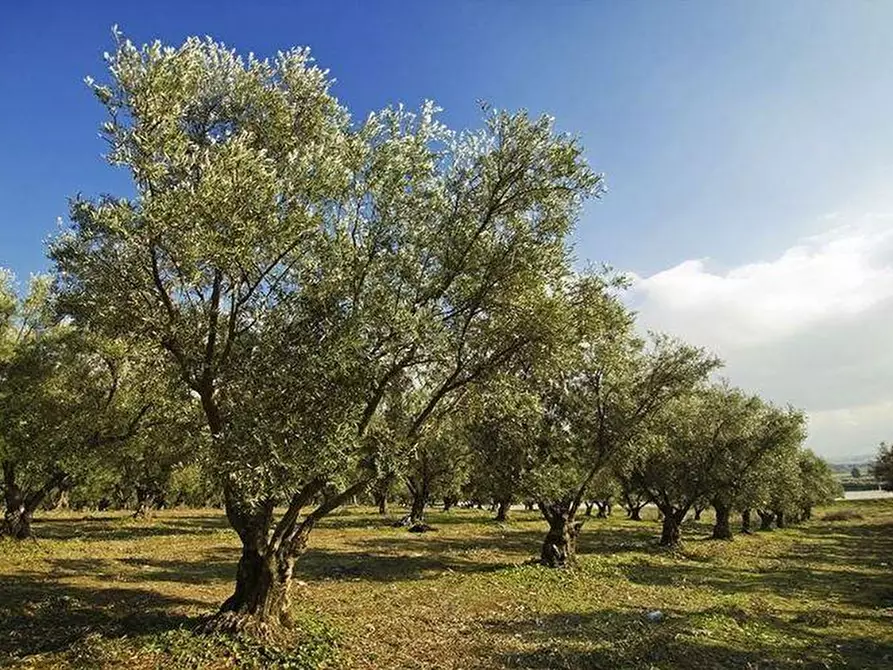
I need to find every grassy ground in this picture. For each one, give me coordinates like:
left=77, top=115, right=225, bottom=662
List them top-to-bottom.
left=1, top=500, right=891, bottom=669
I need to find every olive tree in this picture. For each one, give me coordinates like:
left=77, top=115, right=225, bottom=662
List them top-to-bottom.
left=52, top=34, right=600, bottom=629
left=0, top=275, right=162, bottom=538
left=532, top=324, right=718, bottom=566
left=702, top=389, right=806, bottom=540
left=873, top=442, right=893, bottom=491
left=794, top=449, right=841, bottom=521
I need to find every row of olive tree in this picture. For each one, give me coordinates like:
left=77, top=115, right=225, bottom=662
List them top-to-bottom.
left=0, top=32, right=841, bottom=634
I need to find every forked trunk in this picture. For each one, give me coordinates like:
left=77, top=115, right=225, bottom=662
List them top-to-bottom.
left=2, top=463, right=64, bottom=540
left=133, top=487, right=156, bottom=519
left=51, top=488, right=71, bottom=511
left=494, top=499, right=510, bottom=522
left=711, top=499, right=733, bottom=540
left=595, top=501, right=610, bottom=518
left=584, top=502, right=594, bottom=517
left=539, top=503, right=581, bottom=568
left=628, top=504, right=644, bottom=521
left=3, top=505, right=34, bottom=540
left=693, top=506, right=703, bottom=521
left=659, top=507, right=686, bottom=546
left=741, top=508, right=752, bottom=534
left=774, top=509, right=786, bottom=528
left=757, top=510, right=775, bottom=531
left=217, top=541, right=305, bottom=629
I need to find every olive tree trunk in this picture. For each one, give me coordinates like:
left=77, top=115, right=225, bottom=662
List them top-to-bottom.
left=2, top=463, right=68, bottom=540
left=212, top=477, right=369, bottom=631
left=494, top=499, right=510, bottom=522
left=711, top=499, right=733, bottom=540
left=538, top=503, right=582, bottom=567
left=627, top=503, right=644, bottom=521
left=659, top=506, right=687, bottom=546
left=740, top=508, right=752, bottom=534
left=757, top=509, right=775, bottom=531
left=774, top=509, right=786, bottom=528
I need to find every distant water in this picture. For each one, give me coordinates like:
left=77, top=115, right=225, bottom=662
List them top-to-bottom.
left=842, top=489, right=893, bottom=500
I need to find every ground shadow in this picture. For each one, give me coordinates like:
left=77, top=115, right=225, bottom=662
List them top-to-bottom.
left=622, top=519, right=893, bottom=611
left=0, top=572, right=207, bottom=661
left=484, top=607, right=893, bottom=669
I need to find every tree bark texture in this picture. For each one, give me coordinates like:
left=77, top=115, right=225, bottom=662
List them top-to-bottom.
left=711, top=499, right=733, bottom=540
left=538, top=503, right=582, bottom=567
left=659, top=507, right=686, bottom=546
left=740, top=508, right=752, bottom=534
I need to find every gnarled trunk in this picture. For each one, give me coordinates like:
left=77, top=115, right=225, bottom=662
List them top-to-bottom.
left=2, top=463, right=67, bottom=540
left=212, top=476, right=368, bottom=631
left=406, top=478, right=429, bottom=525
left=132, top=486, right=156, bottom=519
left=409, top=492, right=427, bottom=525
left=494, top=499, right=510, bottom=522
left=711, top=499, right=733, bottom=540
left=538, top=503, right=582, bottom=567
left=3, top=504, right=34, bottom=540
left=627, top=504, right=644, bottom=521
left=659, top=507, right=686, bottom=546
left=741, top=508, right=752, bottom=534
left=757, top=509, right=775, bottom=531
left=218, top=532, right=308, bottom=628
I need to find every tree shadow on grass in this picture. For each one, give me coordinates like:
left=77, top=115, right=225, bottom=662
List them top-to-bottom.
left=29, top=514, right=228, bottom=542
left=780, top=519, right=893, bottom=572
left=34, top=543, right=513, bottom=589
left=623, top=551, right=893, bottom=612
left=0, top=572, right=207, bottom=661
left=483, top=607, right=893, bottom=669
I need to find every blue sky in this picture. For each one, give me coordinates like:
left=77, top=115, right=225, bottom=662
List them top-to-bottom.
left=2, top=1, right=892, bottom=457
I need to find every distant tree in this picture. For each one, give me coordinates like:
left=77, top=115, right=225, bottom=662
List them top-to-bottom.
left=53, top=34, right=599, bottom=629
left=0, top=275, right=163, bottom=538
left=523, top=282, right=718, bottom=565
left=464, top=374, right=543, bottom=524
left=627, top=383, right=802, bottom=546
left=704, top=388, right=805, bottom=540
left=873, top=443, right=893, bottom=490
left=796, top=449, right=842, bottom=520
left=613, top=466, right=650, bottom=521
left=850, top=466, right=862, bottom=479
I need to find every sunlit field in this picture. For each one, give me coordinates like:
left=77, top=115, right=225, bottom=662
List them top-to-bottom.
left=2, top=499, right=891, bottom=669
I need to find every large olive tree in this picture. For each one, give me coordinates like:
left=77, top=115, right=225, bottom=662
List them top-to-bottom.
left=52, top=34, right=600, bottom=629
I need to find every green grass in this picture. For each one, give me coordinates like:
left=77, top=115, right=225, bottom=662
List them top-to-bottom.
left=1, top=501, right=891, bottom=669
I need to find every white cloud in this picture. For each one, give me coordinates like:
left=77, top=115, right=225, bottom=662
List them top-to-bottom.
left=628, top=217, right=893, bottom=458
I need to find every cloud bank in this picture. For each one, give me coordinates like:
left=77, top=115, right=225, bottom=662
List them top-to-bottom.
left=628, top=217, right=893, bottom=459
